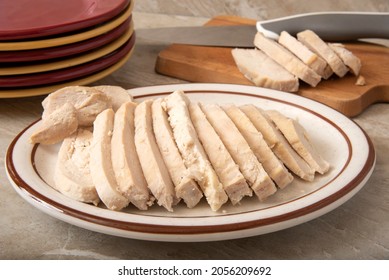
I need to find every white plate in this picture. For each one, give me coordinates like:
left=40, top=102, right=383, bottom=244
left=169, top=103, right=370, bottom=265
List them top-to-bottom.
left=5, top=83, right=375, bottom=242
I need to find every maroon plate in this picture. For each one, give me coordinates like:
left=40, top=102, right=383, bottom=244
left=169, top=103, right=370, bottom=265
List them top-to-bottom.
left=0, top=0, right=130, bottom=41
left=0, top=19, right=131, bottom=63
left=0, top=33, right=135, bottom=88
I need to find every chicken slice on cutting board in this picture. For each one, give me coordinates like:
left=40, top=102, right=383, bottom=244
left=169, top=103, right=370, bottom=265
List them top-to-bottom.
left=297, top=30, right=349, bottom=77
left=278, top=31, right=330, bottom=79
left=254, top=32, right=321, bottom=87
left=328, top=43, right=361, bottom=76
left=231, top=48, right=299, bottom=92
left=94, top=85, right=133, bottom=112
left=42, top=86, right=111, bottom=127
left=163, top=91, right=228, bottom=211
left=152, top=98, right=203, bottom=208
left=134, top=100, right=178, bottom=212
left=111, top=102, right=152, bottom=210
left=189, top=102, right=252, bottom=205
left=29, top=103, right=78, bottom=145
left=200, top=103, right=277, bottom=201
left=222, top=104, right=294, bottom=189
left=240, top=105, right=315, bottom=181
left=90, top=109, right=130, bottom=211
left=266, top=110, right=330, bottom=174
left=54, top=129, right=99, bottom=205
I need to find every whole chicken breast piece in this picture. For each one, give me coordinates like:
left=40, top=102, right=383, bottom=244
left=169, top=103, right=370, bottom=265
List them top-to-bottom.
left=94, top=85, right=133, bottom=112
left=42, top=86, right=111, bottom=126
left=163, top=91, right=228, bottom=211
left=152, top=98, right=203, bottom=208
left=134, top=100, right=178, bottom=212
left=111, top=102, right=152, bottom=210
left=189, top=102, right=252, bottom=205
left=29, top=103, right=78, bottom=145
left=200, top=103, right=277, bottom=201
left=223, top=104, right=294, bottom=189
left=240, top=105, right=315, bottom=181
left=90, top=109, right=130, bottom=211
left=266, top=110, right=330, bottom=174
left=54, top=129, right=99, bottom=205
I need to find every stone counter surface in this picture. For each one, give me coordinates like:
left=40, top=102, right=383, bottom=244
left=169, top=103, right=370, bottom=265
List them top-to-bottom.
left=1, top=4, right=389, bottom=259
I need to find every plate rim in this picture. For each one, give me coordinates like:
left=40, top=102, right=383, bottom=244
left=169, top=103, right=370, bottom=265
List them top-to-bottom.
left=0, top=0, right=130, bottom=40
left=0, top=0, right=134, bottom=51
left=0, top=18, right=131, bottom=63
left=0, top=21, right=134, bottom=76
left=0, top=32, right=135, bottom=87
left=0, top=46, right=134, bottom=98
left=5, top=84, right=376, bottom=240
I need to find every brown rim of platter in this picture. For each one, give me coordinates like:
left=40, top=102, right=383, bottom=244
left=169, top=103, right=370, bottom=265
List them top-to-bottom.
left=6, top=90, right=376, bottom=235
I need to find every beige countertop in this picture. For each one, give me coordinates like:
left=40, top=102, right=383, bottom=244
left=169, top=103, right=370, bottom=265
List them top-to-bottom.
left=1, top=11, right=388, bottom=260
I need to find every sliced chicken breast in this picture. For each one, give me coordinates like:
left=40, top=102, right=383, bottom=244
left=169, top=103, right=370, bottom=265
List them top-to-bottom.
left=297, top=30, right=349, bottom=77
left=278, top=31, right=329, bottom=78
left=254, top=32, right=321, bottom=87
left=328, top=43, right=361, bottom=76
left=231, top=48, right=299, bottom=92
left=94, top=85, right=133, bottom=112
left=42, top=86, right=111, bottom=126
left=163, top=91, right=228, bottom=211
left=152, top=98, right=203, bottom=208
left=134, top=100, right=178, bottom=212
left=111, top=102, right=152, bottom=210
left=189, top=102, right=252, bottom=205
left=29, top=103, right=78, bottom=145
left=200, top=103, right=277, bottom=201
left=222, top=104, right=294, bottom=189
left=240, top=105, right=315, bottom=181
left=90, top=109, right=129, bottom=211
left=266, top=110, right=330, bottom=174
left=54, top=129, right=99, bottom=205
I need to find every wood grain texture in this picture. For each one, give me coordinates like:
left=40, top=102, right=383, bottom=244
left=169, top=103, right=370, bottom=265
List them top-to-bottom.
left=155, top=15, right=389, bottom=117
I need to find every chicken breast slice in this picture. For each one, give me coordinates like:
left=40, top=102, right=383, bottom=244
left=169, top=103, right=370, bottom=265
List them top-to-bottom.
left=297, top=30, right=349, bottom=77
left=278, top=31, right=329, bottom=78
left=254, top=32, right=321, bottom=87
left=328, top=43, right=361, bottom=76
left=231, top=48, right=299, bottom=92
left=94, top=85, right=133, bottom=112
left=42, top=86, right=111, bottom=126
left=163, top=91, right=228, bottom=211
left=152, top=98, right=203, bottom=208
left=134, top=100, right=178, bottom=212
left=111, top=102, right=152, bottom=210
left=189, top=102, right=252, bottom=205
left=29, top=103, right=78, bottom=145
left=200, top=103, right=277, bottom=201
left=222, top=104, right=294, bottom=189
left=240, top=105, right=315, bottom=181
left=90, top=109, right=129, bottom=211
left=266, top=110, right=330, bottom=174
left=54, top=129, right=99, bottom=205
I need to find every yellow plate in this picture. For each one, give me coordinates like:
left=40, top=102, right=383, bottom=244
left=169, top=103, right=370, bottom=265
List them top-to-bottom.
left=0, top=0, right=134, bottom=51
left=0, top=21, right=134, bottom=75
left=0, top=47, right=134, bottom=98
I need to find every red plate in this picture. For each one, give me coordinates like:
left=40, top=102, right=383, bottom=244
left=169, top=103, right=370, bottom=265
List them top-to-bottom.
left=0, top=0, right=130, bottom=40
left=0, top=18, right=131, bottom=63
left=0, top=33, right=135, bottom=88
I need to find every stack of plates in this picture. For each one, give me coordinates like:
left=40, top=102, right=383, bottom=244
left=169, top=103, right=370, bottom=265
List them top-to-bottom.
left=0, top=0, right=135, bottom=98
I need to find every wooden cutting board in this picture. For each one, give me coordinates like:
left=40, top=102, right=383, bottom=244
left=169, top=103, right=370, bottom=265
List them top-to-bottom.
left=155, top=15, right=389, bottom=117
